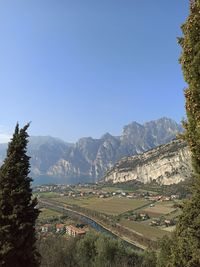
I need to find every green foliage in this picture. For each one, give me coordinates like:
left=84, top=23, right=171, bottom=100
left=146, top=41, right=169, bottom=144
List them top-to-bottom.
left=179, top=0, right=200, bottom=176
left=157, top=1, right=200, bottom=266
left=156, top=2, right=200, bottom=266
left=0, top=124, right=40, bottom=267
left=167, top=196, right=200, bottom=266
left=37, top=232, right=146, bottom=267
left=75, top=232, right=98, bottom=267
left=38, top=236, right=77, bottom=267
left=94, top=236, right=126, bottom=267
left=156, top=236, right=173, bottom=267
left=141, top=250, right=157, bottom=267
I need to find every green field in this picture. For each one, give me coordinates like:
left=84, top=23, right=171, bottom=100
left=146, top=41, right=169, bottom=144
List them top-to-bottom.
left=38, top=192, right=61, bottom=198
left=52, top=196, right=149, bottom=215
left=83, top=197, right=149, bottom=215
left=141, top=201, right=176, bottom=216
left=39, top=208, right=62, bottom=219
left=164, top=209, right=182, bottom=220
left=120, top=219, right=171, bottom=240
left=162, top=225, right=176, bottom=232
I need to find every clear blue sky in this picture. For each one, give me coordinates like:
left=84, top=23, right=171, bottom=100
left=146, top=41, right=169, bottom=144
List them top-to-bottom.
left=0, top=0, right=189, bottom=143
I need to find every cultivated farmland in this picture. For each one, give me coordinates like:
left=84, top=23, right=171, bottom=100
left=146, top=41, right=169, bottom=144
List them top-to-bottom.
left=52, top=196, right=149, bottom=215
left=141, top=201, right=176, bottom=216
left=38, top=208, right=62, bottom=220
left=120, top=219, right=171, bottom=240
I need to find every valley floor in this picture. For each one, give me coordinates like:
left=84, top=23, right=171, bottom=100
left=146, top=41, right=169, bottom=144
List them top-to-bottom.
left=35, top=182, right=184, bottom=249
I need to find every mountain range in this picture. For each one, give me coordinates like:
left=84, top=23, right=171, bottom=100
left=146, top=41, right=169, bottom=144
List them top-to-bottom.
left=0, top=117, right=183, bottom=184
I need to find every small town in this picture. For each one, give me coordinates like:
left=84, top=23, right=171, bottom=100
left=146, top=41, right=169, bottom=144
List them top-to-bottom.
left=35, top=182, right=183, bottom=245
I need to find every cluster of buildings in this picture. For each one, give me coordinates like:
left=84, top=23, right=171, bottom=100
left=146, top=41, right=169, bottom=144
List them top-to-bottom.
left=34, top=183, right=181, bottom=202
left=33, top=184, right=70, bottom=193
left=147, top=194, right=180, bottom=202
left=128, top=212, right=150, bottom=221
left=150, top=218, right=175, bottom=227
left=40, top=223, right=86, bottom=237
left=65, top=225, right=86, bottom=237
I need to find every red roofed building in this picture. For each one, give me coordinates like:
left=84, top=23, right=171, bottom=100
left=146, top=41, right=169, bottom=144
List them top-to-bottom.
left=56, top=223, right=65, bottom=233
left=66, top=225, right=86, bottom=237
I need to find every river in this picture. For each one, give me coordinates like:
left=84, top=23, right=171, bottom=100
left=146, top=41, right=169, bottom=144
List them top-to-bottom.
left=39, top=198, right=144, bottom=251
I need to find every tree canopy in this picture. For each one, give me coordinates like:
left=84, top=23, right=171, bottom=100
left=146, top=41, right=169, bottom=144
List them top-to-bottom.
left=158, top=1, right=200, bottom=266
left=0, top=123, right=40, bottom=267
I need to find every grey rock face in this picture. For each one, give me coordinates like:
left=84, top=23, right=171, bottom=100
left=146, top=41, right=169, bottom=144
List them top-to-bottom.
left=0, top=118, right=183, bottom=184
left=104, top=140, right=191, bottom=185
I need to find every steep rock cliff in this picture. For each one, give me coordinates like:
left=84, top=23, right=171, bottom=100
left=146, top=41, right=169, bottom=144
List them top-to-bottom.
left=104, top=140, right=191, bottom=185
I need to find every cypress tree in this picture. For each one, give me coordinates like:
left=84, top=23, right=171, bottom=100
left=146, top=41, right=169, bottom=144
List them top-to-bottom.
left=167, top=1, right=200, bottom=266
left=0, top=123, right=40, bottom=267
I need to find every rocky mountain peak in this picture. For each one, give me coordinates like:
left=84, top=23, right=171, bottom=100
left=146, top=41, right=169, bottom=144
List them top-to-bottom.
left=0, top=117, right=184, bottom=184
left=122, top=121, right=143, bottom=136
left=101, top=132, right=115, bottom=141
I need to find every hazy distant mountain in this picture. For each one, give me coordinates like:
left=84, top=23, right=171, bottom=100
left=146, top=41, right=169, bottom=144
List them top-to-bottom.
left=0, top=118, right=183, bottom=184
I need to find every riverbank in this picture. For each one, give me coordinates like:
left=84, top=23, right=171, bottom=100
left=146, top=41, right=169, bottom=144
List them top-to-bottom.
left=39, top=198, right=146, bottom=251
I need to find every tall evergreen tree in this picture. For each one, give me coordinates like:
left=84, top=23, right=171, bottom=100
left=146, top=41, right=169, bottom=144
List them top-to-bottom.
left=166, top=1, right=200, bottom=266
left=0, top=123, right=40, bottom=267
